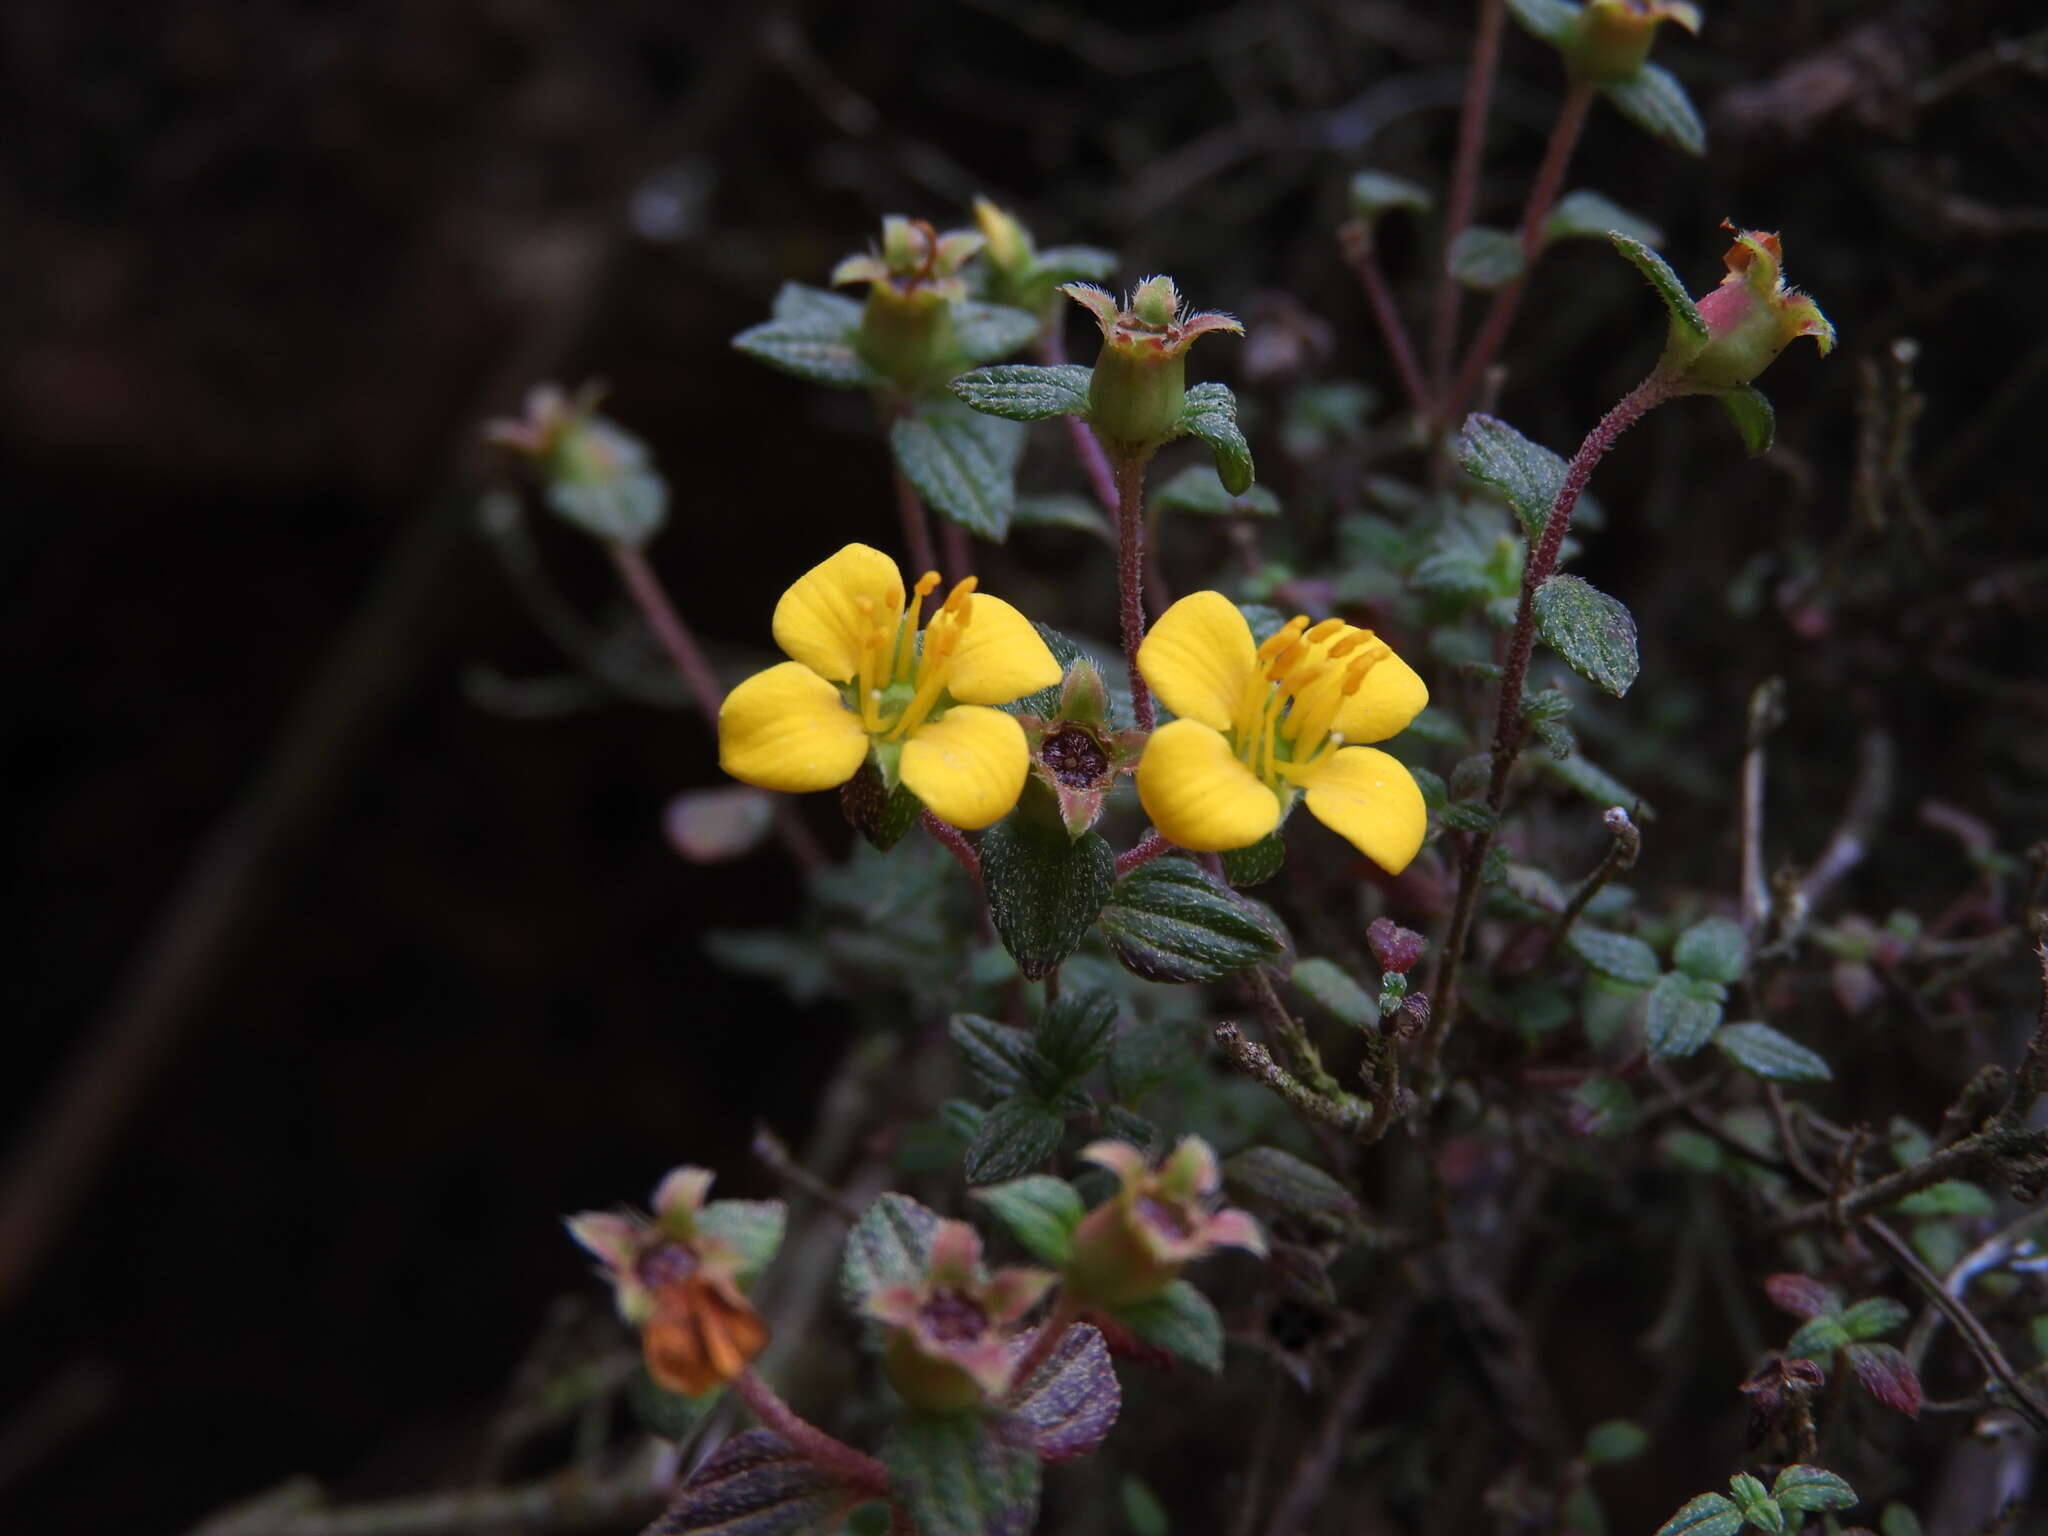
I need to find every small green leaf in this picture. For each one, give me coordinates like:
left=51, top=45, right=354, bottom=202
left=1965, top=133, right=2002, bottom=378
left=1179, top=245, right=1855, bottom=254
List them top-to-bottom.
left=1504, top=0, right=1577, bottom=46
left=1601, top=64, right=1707, bottom=156
left=1348, top=169, right=1433, bottom=223
left=1545, top=190, right=1663, bottom=248
left=1447, top=226, right=1526, bottom=290
left=1610, top=233, right=1708, bottom=344
left=1035, top=245, right=1119, bottom=284
left=732, top=283, right=877, bottom=389
left=952, top=303, right=1043, bottom=368
left=951, top=363, right=1093, bottom=421
left=1178, top=382, right=1255, bottom=495
left=1716, top=386, right=1776, bottom=456
left=890, top=404, right=1025, bottom=540
left=1454, top=413, right=1567, bottom=540
left=1155, top=463, right=1280, bottom=517
left=547, top=469, right=667, bottom=547
left=1533, top=574, right=1640, bottom=696
left=839, top=759, right=922, bottom=852
left=1441, top=801, right=1498, bottom=834
left=980, top=818, right=1116, bottom=980
left=1220, top=831, right=1287, bottom=888
left=1098, top=857, right=1288, bottom=985
left=1674, top=917, right=1748, bottom=984
left=1566, top=927, right=1661, bottom=987
left=1291, top=957, right=1377, bottom=1028
left=1647, top=973, right=1727, bottom=1058
left=1036, top=989, right=1119, bottom=1082
left=949, top=1013, right=1038, bottom=1097
left=1715, top=1021, right=1832, bottom=1082
left=964, top=1099, right=1066, bottom=1183
left=1223, top=1146, right=1362, bottom=1232
left=972, top=1175, right=1085, bottom=1265
left=1895, top=1180, right=1996, bottom=1218
left=841, top=1193, right=943, bottom=1311
left=695, top=1200, right=787, bottom=1279
left=1116, top=1280, right=1224, bottom=1371
left=1787, top=1314, right=1852, bottom=1360
left=884, top=1411, right=1040, bottom=1536
left=1584, top=1419, right=1649, bottom=1466
left=651, top=1428, right=848, bottom=1536
left=1771, top=1465, right=1858, bottom=1514
left=1120, top=1478, right=1170, bottom=1536
left=1654, top=1491, right=1743, bottom=1536
left=1881, top=1503, right=1925, bottom=1536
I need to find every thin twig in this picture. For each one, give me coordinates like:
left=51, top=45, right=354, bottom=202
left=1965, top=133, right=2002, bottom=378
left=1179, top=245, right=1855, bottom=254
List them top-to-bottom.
left=1429, top=0, right=1506, bottom=398
left=1339, top=222, right=1431, bottom=419
left=1739, top=678, right=1786, bottom=939
left=1540, top=807, right=1641, bottom=962
left=1214, top=1024, right=1374, bottom=1140
left=733, top=1371, right=891, bottom=1498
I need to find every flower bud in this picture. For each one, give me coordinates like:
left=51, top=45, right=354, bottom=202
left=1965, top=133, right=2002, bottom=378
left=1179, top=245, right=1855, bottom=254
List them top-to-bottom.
left=1564, top=0, right=1700, bottom=84
left=832, top=216, right=985, bottom=394
left=1660, top=227, right=1835, bottom=393
left=1063, top=278, right=1243, bottom=455
left=1063, top=1138, right=1265, bottom=1310
left=864, top=1221, right=1053, bottom=1413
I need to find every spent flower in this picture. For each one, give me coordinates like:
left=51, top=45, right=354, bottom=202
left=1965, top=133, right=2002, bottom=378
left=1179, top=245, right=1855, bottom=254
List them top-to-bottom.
left=1565, top=0, right=1701, bottom=83
left=832, top=216, right=985, bottom=393
left=1660, top=227, right=1835, bottom=393
left=1064, top=276, right=1243, bottom=453
left=718, top=543, right=1061, bottom=829
left=1064, top=1138, right=1265, bottom=1309
left=864, top=1220, right=1053, bottom=1412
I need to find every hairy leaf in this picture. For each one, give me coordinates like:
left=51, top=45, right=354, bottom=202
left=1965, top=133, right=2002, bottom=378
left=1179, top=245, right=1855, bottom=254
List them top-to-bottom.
left=1602, top=63, right=1707, bottom=156
left=1348, top=169, right=1433, bottom=222
left=1546, top=190, right=1663, bottom=248
left=1448, top=226, right=1525, bottom=290
left=1611, top=233, right=1708, bottom=343
left=732, top=283, right=876, bottom=389
left=952, top=303, right=1043, bottom=368
left=952, top=364, right=1092, bottom=421
left=1178, top=383, right=1255, bottom=495
left=1717, top=386, right=1776, bottom=456
left=890, top=404, right=1025, bottom=540
left=1455, top=413, right=1567, bottom=540
left=1155, top=464, right=1280, bottom=518
left=1533, top=574, right=1640, bottom=696
left=980, top=818, right=1116, bottom=980
left=1099, top=858, right=1288, bottom=984
left=1674, top=917, right=1748, bottom=983
left=1566, top=926, right=1661, bottom=987
left=1290, top=957, right=1377, bottom=1028
left=1646, top=973, right=1727, bottom=1058
left=949, top=1013, right=1038, bottom=1097
left=1715, top=1021, right=1831, bottom=1082
left=965, top=1099, right=1065, bottom=1184
left=1224, top=1146, right=1362, bottom=1231
left=972, top=1175, right=1085, bottom=1265
left=841, top=1193, right=942, bottom=1311
left=695, top=1200, right=787, bottom=1279
left=1764, top=1274, right=1841, bottom=1320
left=1116, top=1280, right=1225, bottom=1372
left=1008, top=1323, right=1120, bottom=1462
left=1846, top=1343, right=1922, bottom=1417
left=885, top=1411, right=1040, bottom=1536
left=648, top=1430, right=846, bottom=1536
left=1772, top=1464, right=1859, bottom=1513
left=1654, top=1492, right=1743, bottom=1536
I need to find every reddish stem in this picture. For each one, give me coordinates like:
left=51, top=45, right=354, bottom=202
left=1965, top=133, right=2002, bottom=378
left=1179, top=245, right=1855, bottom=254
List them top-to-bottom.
left=1429, top=0, right=1507, bottom=396
left=1443, top=81, right=1595, bottom=426
left=1340, top=223, right=1432, bottom=420
left=1036, top=330, right=1122, bottom=534
left=1422, top=374, right=1674, bottom=1088
left=1112, top=450, right=1157, bottom=731
left=893, top=468, right=938, bottom=579
left=939, top=518, right=971, bottom=585
left=921, top=810, right=982, bottom=885
left=1115, top=829, right=1173, bottom=879
left=1006, top=1294, right=1082, bottom=1401
left=735, top=1369, right=891, bottom=1498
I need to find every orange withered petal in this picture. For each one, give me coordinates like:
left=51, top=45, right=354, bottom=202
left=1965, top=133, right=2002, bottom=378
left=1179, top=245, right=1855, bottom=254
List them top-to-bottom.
left=642, top=1274, right=769, bottom=1397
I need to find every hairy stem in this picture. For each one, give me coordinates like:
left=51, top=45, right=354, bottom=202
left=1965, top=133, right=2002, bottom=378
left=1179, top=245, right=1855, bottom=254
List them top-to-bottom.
left=1429, top=0, right=1507, bottom=398
left=1442, top=80, right=1595, bottom=426
left=1422, top=375, right=1675, bottom=1094
left=1113, top=449, right=1157, bottom=731
left=1540, top=806, right=1641, bottom=961
left=920, top=810, right=981, bottom=885
left=1115, top=829, right=1172, bottom=879
left=1214, top=1024, right=1375, bottom=1139
left=1006, top=1293, right=1082, bottom=1398
left=734, top=1370, right=891, bottom=1497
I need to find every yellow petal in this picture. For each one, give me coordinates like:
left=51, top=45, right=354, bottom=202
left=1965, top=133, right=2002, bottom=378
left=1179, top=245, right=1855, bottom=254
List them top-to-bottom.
left=770, top=543, right=905, bottom=681
left=1135, top=591, right=1255, bottom=730
left=945, top=593, right=1062, bottom=705
left=1296, top=638, right=1428, bottom=745
left=718, top=662, right=871, bottom=793
left=900, top=706, right=1029, bottom=830
left=1134, top=718, right=1281, bottom=852
left=1299, top=746, right=1426, bottom=875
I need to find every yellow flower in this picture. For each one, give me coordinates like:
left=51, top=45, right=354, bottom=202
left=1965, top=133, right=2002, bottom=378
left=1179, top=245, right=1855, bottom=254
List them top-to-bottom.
left=718, top=543, right=1061, bottom=830
left=1132, top=592, right=1429, bottom=873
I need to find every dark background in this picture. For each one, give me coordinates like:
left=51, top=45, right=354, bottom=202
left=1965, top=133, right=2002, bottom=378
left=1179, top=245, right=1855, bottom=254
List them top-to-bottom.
left=5, top=1, right=2044, bottom=1529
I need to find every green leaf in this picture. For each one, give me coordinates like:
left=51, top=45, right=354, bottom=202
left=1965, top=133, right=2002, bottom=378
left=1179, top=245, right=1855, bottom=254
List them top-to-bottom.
left=1504, top=0, right=1577, bottom=46
left=1601, top=63, right=1707, bottom=156
left=1348, top=169, right=1433, bottom=223
left=1545, top=190, right=1663, bottom=248
left=1447, top=226, right=1526, bottom=290
left=1610, top=233, right=1708, bottom=344
left=1035, top=245, right=1119, bottom=284
left=732, top=283, right=877, bottom=389
left=952, top=302, right=1043, bottom=368
left=951, top=363, right=1093, bottom=421
left=1178, top=382, right=1255, bottom=495
left=1717, top=386, right=1776, bottom=456
left=890, top=404, right=1025, bottom=540
left=1454, top=413, right=1567, bottom=540
left=1155, top=463, right=1280, bottom=517
left=547, top=469, right=667, bottom=547
left=1011, top=494, right=1110, bottom=536
left=1533, top=574, right=1640, bottom=696
left=1542, top=751, right=1652, bottom=817
left=838, top=759, right=922, bottom=852
left=1441, top=801, right=1498, bottom=834
left=979, top=818, right=1116, bottom=980
left=1220, top=831, right=1286, bottom=887
left=1098, top=857, right=1288, bottom=984
left=1674, top=917, right=1748, bottom=983
left=1567, top=927, right=1661, bottom=987
left=1291, top=957, right=1377, bottom=1028
left=1646, top=973, right=1727, bottom=1058
left=1036, top=989, right=1119, bottom=1083
left=949, top=1014, right=1037, bottom=1097
left=1715, top=1021, right=1832, bottom=1082
left=965, top=1099, right=1066, bottom=1183
left=1225, top=1146, right=1363, bottom=1232
left=972, top=1175, right=1085, bottom=1265
left=1895, top=1180, right=1996, bottom=1218
left=840, top=1193, right=942, bottom=1312
left=695, top=1200, right=787, bottom=1278
left=1116, top=1279, right=1224, bottom=1372
left=1839, top=1297, right=1909, bottom=1342
left=1787, top=1314, right=1852, bottom=1360
left=884, top=1411, right=1040, bottom=1536
left=1584, top=1419, right=1649, bottom=1466
left=652, top=1428, right=848, bottom=1536
left=1771, top=1465, right=1858, bottom=1514
left=1731, top=1470, right=1784, bottom=1535
left=1121, top=1478, right=1170, bottom=1536
left=1654, top=1492, right=1743, bottom=1536
left=1881, top=1503, right=1925, bottom=1536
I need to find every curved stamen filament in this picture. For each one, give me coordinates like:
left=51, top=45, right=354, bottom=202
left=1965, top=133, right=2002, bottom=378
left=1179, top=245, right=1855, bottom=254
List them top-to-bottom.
left=895, top=571, right=942, bottom=683
left=1230, top=620, right=1389, bottom=786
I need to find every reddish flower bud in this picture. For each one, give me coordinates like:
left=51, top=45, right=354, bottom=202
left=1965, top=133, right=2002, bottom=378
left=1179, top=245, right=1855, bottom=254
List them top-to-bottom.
left=1661, top=227, right=1836, bottom=393
left=1366, top=917, right=1427, bottom=975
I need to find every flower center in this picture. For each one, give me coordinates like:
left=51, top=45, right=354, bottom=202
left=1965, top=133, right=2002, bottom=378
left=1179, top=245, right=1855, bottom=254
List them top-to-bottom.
left=848, top=571, right=979, bottom=742
left=1227, top=614, right=1389, bottom=790
left=1040, top=725, right=1111, bottom=788
left=638, top=1242, right=699, bottom=1289
left=918, top=1288, right=989, bottom=1344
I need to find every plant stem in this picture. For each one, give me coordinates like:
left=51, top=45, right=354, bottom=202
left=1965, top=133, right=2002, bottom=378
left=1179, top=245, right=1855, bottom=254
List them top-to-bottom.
left=1430, top=0, right=1507, bottom=398
left=1442, top=80, right=1595, bottom=427
left=1339, top=222, right=1431, bottom=420
left=1036, top=331, right=1122, bottom=534
left=1421, top=374, right=1674, bottom=1096
left=1112, top=449, right=1157, bottom=731
left=892, top=468, right=938, bottom=578
left=939, top=518, right=971, bottom=584
left=1539, top=806, right=1641, bottom=962
left=920, top=810, right=981, bottom=885
left=1115, top=829, right=1172, bottom=879
left=1214, top=1024, right=1375, bottom=1139
left=1006, top=1294, right=1082, bottom=1397
left=734, top=1369, right=892, bottom=1497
